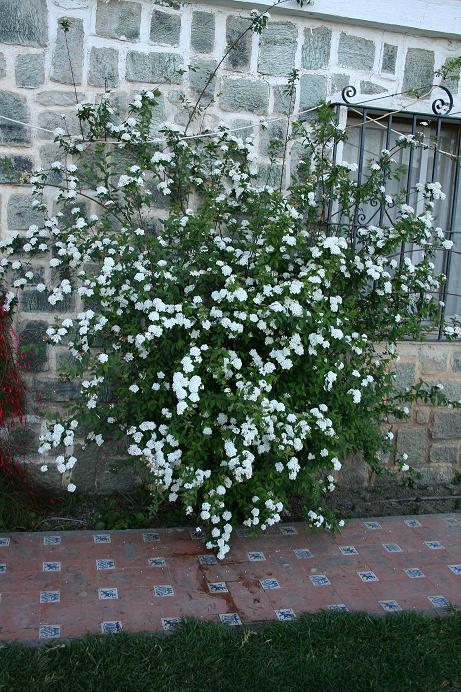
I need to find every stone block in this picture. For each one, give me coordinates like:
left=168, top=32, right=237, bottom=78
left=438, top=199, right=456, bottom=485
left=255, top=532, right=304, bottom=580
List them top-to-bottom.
left=0, top=0, right=48, bottom=46
left=96, top=0, right=141, bottom=41
left=150, top=9, right=181, bottom=46
left=191, top=11, right=215, bottom=54
left=226, top=16, right=252, bottom=71
left=51, top=17, right=84, bottom=85
left=258, top=21, right=297, bottom=77
left=302, top=26, right=331, bottom=70
left=338, top=32, right=375, bottom=70
left=382, top=43, right=397, bottom=73
left=88, top=47, right=119, bottom=88
left=402, top=48, right=434, bottom=93
left=126, top=51, right=182, bottom=84
left=0, top=53, right=5, bottom=79
left=15, top=53, right=45, bottom=88
left=189, top=59, right=217, bottom=97
left=331, top=73, right=350, bottom=95
left=299, top=74, right=327, bottom=113
left=220, top=77, right=269, bottom=114
left=360, top=81, right=386, bottom=95
left=273, top=84, right=296, bottom=114
left=35, top=90, right=85, bottom=106
left=0, top=91, right=30, bottom=144
left=37, top=110, right=80, bottom=140
left=260, top=120, right=286, bottom=157
left=39, top=144, right=65, bottom=183
left=0, top=155, right=33, bottom=183
left=256, top=162, right=283, bottom=189
left=7, top=194, right=44, bottom=229
left=20, top=290, right=74, bottom=313
left=18, top=320, right=48, bottom=372
left=420, top=345, right=448, bottom=374
left=451, top=350, right=461, bottom=373
left=391, top=362, right=416, bottom=393
left=33, top=376, right=80, bottom=402
left=437, top=380, right=461, bottom=404
left=415, top=408, right=430, bottom=424
left=432, top=410, right=461, bottom=439
left=7, top=424, right=40, bottom=457
left=396, top=427, right=428, bottom=465
left=430, top=444, right=459, bottom=464
left=21, top=460, right=64, bottom=493
left=95, top=461, right=139, bottom=494
left=416, top=465, right=457, bottom=484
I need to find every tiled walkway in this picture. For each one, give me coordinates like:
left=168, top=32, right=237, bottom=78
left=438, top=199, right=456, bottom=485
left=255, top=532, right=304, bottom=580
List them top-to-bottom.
left=0, top=514, right=460, bottom=642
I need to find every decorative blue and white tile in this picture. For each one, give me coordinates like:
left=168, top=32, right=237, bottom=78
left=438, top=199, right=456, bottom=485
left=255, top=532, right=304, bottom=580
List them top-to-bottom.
left=442, top=516, right=460, bottom=526
left=404, top=519, right=422, bottom=528
left=363, top=521, right=382, bottom=530
left=279, top=526, right=298, bottom=536
left=143, top=532, right=160, bottom=542
left=93, top=534, right=111, bottom=544
left=43, top=536, right=61, bottom=546
left=0, top=537, right=10, bottom=547
left=424, top=541, right=444, bottom=550
left=383, top=543, right=402, bottom=553
left=338, top=545, right=358, bottom=556
left=293, top=548, right=313, bottom=559
left=248, top=551, right=266, bottom=562
left=198, top=554, right=217, bottom=566
left=148, top=557, right=167, bottom=567
left=96, top=559, right=115, bottom=570
left=43, top=561, right=61, bottom=572
left=0, top=563, right=6, bottom=574
left=448, top=564, right=461, bottom=575
left=404, top=568, right=425, bottom=578
left=357, top=570, right=379, bottom=583
left=309, top=575, right=330, bottom=587
left=260, top=578, right=280, bottom=590
left=208, top=582, right=229, bottom=593
left=154, top=585, right=174, bottom=597
left=98, top=588, right=118, bottom=600
left=40, top=591, right=60, bottom=604
left=428, top=595, right=449, bottom=608
left=379, top=600, right=402, bottom=612
left=326, top=604, right=349, bottom=612
left=275, top=608, right=296, bottom=621
left=219, top=613, right=242, bottom=626
left=161, top=617, right=181, bottom=631
left=101, top=620, right=123, bottom=634
left=39, top=625, right=60, bottom=639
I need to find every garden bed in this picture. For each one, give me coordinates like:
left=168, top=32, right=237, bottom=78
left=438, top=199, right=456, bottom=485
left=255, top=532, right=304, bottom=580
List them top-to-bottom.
left=1, top=470, right=459, bottom=533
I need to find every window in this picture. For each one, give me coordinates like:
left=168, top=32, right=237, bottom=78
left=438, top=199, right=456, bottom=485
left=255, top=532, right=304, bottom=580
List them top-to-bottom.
left=330, top=105, right=461, bottom=338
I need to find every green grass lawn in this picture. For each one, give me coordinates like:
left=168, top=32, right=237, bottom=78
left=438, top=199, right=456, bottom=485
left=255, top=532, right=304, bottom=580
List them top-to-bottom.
left=1, top=611, right=460, bottom=692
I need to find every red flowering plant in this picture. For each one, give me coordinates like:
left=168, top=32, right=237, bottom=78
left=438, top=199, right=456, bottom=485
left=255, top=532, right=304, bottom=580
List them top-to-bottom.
left=0, top=289, right=26, bottom=476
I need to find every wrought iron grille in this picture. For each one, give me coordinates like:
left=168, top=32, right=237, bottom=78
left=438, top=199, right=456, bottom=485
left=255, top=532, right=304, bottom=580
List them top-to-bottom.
left=328, top=88, right=461, bottom=340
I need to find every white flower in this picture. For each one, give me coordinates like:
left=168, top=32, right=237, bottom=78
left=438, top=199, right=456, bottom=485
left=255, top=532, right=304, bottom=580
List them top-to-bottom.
left=98, top=353, right=109, bottom=363
left=67, top=483, right=77, bottom=493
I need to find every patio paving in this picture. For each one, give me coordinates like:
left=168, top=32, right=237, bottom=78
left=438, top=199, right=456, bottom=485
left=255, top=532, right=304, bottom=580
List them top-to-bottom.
left=0, top=513, right=459, bottom=642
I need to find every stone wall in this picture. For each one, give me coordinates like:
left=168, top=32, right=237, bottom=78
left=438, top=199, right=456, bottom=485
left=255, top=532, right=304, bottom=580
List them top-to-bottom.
left=1, top=0, right=461, bottom=493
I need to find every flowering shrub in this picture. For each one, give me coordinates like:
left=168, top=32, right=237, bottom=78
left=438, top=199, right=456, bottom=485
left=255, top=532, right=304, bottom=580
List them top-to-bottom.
left=1, top=92, right=460, bottom=558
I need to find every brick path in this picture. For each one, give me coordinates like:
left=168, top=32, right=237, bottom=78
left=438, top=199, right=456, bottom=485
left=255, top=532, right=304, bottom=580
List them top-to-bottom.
left=0, top=513, right=459, bottom=642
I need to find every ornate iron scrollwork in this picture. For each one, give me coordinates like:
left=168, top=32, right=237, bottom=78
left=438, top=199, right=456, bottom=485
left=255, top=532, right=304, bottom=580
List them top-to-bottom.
left=340, top=83, right=454, bottom=117
left=341, top=85, right=357, bottom=105
left=431, top=85, right=454, bottom=116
